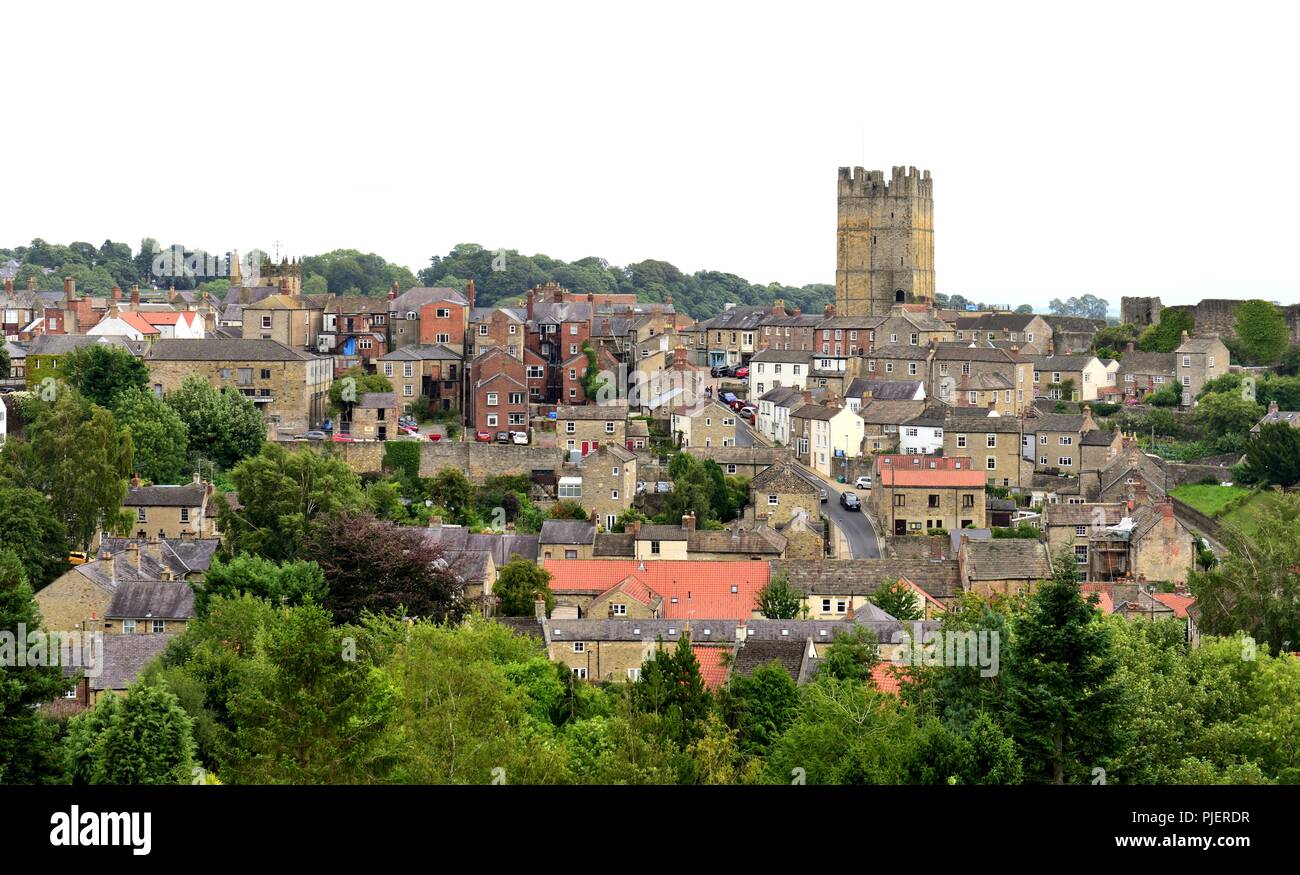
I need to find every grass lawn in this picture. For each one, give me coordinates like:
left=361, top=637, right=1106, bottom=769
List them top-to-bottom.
left=1170, top=483, right=1252, bottom=517
left=1219, top=490, right=1283, bottom=540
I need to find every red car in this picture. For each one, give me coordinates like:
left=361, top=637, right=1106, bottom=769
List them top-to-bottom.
left=734, top=366, right=750, bottom=379
left=730, top=398, right=746, bottom=411
left=398, top=424, right=419, bottom=436
left=475, top=431, right=492, bottom=442
left=427, top=433, right=442, bottom=442
left=331, top=434, right=354, bottom=443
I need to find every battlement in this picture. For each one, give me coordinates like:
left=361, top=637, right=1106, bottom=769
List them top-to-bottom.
left=838, top=165, right=932, bottom=199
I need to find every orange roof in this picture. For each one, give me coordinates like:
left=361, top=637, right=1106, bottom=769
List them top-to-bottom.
left=117, top=311, right=160, bottom=334
left=141, top=311, right=195, bottom=327
left=875, top=454, right=984, bottom=488
left=543, top=560, right=769, bottom=622
left=602, top=575, right=659, bottom=607
left=898, top=575, right=947, bottom=613
left=1080, top=583, right=1114, bottom=614
left=1152, top=592, right=1195, bottom=618
left=690, top=644, right=732, bottom=690
left=870, top=662, right=910, bottom=696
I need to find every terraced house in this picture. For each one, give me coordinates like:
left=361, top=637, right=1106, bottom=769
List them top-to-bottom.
left=930, top=343, right=1031, bottom=415
left=940, top=415, right=1027, bottom=488
left=873, top=454, right=986, bottom=535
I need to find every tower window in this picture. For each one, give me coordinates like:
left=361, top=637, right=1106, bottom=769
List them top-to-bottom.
left=895, top=290, right=905, bottom=303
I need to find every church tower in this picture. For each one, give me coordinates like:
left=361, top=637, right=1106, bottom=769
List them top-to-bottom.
left=835, top=166, right=934, bottom=317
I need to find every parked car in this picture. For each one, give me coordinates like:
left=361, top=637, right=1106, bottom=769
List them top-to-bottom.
left=711, top=365, right=733, bottom=378
left=734, top=366, right=750, bottom=379
left=729, top=398, right=746, bottom=411
left=739, top=405, right=757, bottom=418
left=398, top=415, right=417, bottom=428
left=398, top=424, right=419, bottom=436
left=297, top=430, right=328, bottom=441
left=475, top=431, right=492, bottom=442
left=496, top=431, right=510, bottom=444
left=511, top=431, right=528, bottom=445
left=427, top=433, right=442, bottom=442
left=332, top=434, right=354, bottom=443
left=854, top=476, right=872, bottom=489
left=655, top=481, right=671, bottom=493
left=820, top=488, right=828, bottom=503
left=839, top=491, right=862, bottom=511
left=67, top=551, right=91, bottom=567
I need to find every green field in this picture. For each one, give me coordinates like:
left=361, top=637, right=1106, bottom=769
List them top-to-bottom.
left=1170, top=484, right=1252, bottom=517
left=1219, top=490, right=1284, bottom=540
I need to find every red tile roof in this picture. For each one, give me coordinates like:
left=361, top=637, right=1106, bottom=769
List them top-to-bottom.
left=117, top=311, right=161, bottom=335
left=140, top=311, right=197, bottom=327
left=875, top=454, right=984, bottom=488
left=543, top=560, right=769, bottom=622
left=604, top=575, right=659, bottom=607
left=1080, top=583, right=1114, bottom=614
left=1152, top=592, right=1195, bottom=618
left=690, top=643, right=732, bottom=690
left=870, top=662, right=909, bottom=696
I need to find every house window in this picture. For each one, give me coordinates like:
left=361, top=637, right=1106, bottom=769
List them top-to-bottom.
left=436, top=308, right=450, bottom=319
left=261, top=315, right=272, bottom=328
left=479, top=324, right=489, bottom=335
left=436, top=333, right=450, bottom=344
left=1182, top=355, right=1191, bottom=368
left=384, top=363, right=394, bottom=377
left=403, top=363, right=414, bottom=378
left=260, top=369, right=271, bottom=380
left=403, top=385, right=414, bottom=397
left=487, top=392, right=498, bottom=406
left=487, top=414, right=498, bottom=427
left=566, top=422, right=576, bottom=434
left=605, top=422, right=615, bottom=434
left=986, top=434, right=996, bottom=448
left=956, top=435, right=966, bottom=448
left=1060, top=436, right=1073, bottom=445
left=1058, top=456, right=1073, bottom=467
left=986, top=457, right=996, bottom=470
left=727, top=464, right=737, bottom=474
left=768, top=494, right=778, bottom=505
left=894, top=494, right=905, bottom=506
left=928, top=494, right=940, bottom=508
left=963, top=494, right=975, bottom=508
left=137, top=507, right=147, bottom=522
left=179, top=508, right=190, bottom=523
left=1075, top=525, right=1087, bottom=536
left=650, top=541, right=661, bottom=555
left=1074, top=545, right=1089, bottom=565
left=821, top=598, right=831, bottom=612
left=836, top=600, right=847, bottom=614
left=123, top=619, right=136, bottom=634
left=152, top=620, right=166, bottom=634
left=572, top=667, right=587, bottom=679
left=626, top=668, right=640, bottom=681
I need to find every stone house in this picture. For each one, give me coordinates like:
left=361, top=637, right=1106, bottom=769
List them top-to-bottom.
left=240, top=292, right=323, bottom=350
left=467, top=304, right=526, bottom=360
left=700, top=305, right=766, bottom=368
left=955, top=312, right=1053, bottom=354
left=1173, top=331, right=1229, bottom=406
left=144, top=338, right=332, bottom=436
left=864, top=343, right=929, bottom=382
left=376, top=344, right=462, bottom=413
left=930, top=344, right=1031, bottom=415
left=1116, top=347, right=1177, bottom=402
left=749, top=348, right=813, bottom=396
left=1024, top=353, right=1111, bottom=401
left=348, top=392, right=397, bottom=441
left=669, top=399, right=738, bottom=449
left=1251, top=400, right=1300, bottom=434
left=557, top=401, right=628, bottom=456
left=1022, top=409, right=1100, bottom=476
left=941, top=414, right=1028, bottom=489
left=575, top=443, right=637, bottom=531
left=685, top=445, right=789, bottom=480
left=873, top=454, right=986, bottom=535
left=749, top=460, right=820, bottom=528
left=122, top=476, right=216, bottom=540
left=1085, top=500, right=1196, bottom=584
left=1041, top=502, right=1126, bottom=562
left=538, top=519, right=597, bottom=561
left=957, top=536, right=1053, bottom=596
left=771, top=558, right=963, bottom=616
left=105, top=580, right=195, bottom=635
left=544, top=619, right=737, bottom=686
left=55, top=634, right=176, bottom=713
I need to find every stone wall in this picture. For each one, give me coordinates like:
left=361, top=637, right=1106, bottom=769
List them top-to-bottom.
left=275, top=439, right=563, bottom=478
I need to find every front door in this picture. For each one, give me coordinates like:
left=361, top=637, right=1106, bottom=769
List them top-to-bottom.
left=894, top=519, right=906, bottom=536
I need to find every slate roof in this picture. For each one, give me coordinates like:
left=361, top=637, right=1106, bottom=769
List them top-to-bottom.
left=392, top=286, right=467, bottom=312
left=700, top=306, right=767, bottom=331
left=967, top=313, right=1039, bottom=332
left=816, top=315, right=887, bottom=331
left=28, top=334, right=146, bottom=357
left=1175, top=335, right=1227, bottom=353
left=145, top=338, right=313, bottom=362
left=868, top=343, right=929, bottom=360
left=933, top=343, right=1022, bottom=363
left=376, top=344, right=462, bottom=361
left=749, top=348, right=814, bottom=364
left=1117, top=351, right=1176, bottom=377
left=1023, top=354, right=1095, bottom=371
left=848, top=378, right=925, bottom=400
left=759, top=386, right=804, bottom=407
left=357, top=392, right=396, bottom=409
left=858, top=399, right=926, bottom=425
left=557, top=402, right=628, bottom=420
left=790, top=403, right=852, bottom=422
left=903, top=403, right=949, bottom=428
left=1252, top=409, right=1300, bottom=432
left=1025, top=413, right=1089, bottom=433
left=944, top=415, right=1024, bottom=434
left=1082, top=428, right=1117, bottom=446
left=684, top=446, right=788, bottom=467
left=1099, top=446, right=1170, bottom=498
left=751, top=461, right=819, bottom=494
left=123, top=483, right=207, bottom=507
left=1043, top=503, right=1126, bottom=528
left=539, top=519, right=597, bottom=545
left=636, top=524, right=689, bottom=542
left=419, top=526, right=540, bottom=565
left=690, top=527, right=786, bottom=555
left=593, top=533, right=636, bottom=557
left=96, top=538, right=218, bottom=577
left=960, top=538, right=1053, bottom=581
left=771, top=559, right=962, bottom=600
left=106, top=581, right=195, bottom=620
left=492, top=616, right=546, bottom=638
left=543, top=618, right=741, bottom=643
left=89, top=633, right=176, bottom=692
left=730, top=638, right=812, bottom=683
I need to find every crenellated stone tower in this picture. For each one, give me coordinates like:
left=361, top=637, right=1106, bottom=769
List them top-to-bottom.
left=835, top=166, right=934, bottom=317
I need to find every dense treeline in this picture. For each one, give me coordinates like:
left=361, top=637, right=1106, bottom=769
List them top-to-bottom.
left=2, top=239, right=834, bottom=321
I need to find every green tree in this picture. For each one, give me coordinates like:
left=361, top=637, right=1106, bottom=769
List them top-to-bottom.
left=1233, top=299, right=1289, bottom=365
left=1138, top=310, right=1195, bottom=353
left=62, top=344, right=150, bottom=408
left=329, top=365, right=393, bottom=415
left=165, top=377, right=265, bottom=468
left=1145, top=383, right=1180, bottom=407
left=113, top=387, right=189, bottom=483
left=0, top=391, right=132, bottom=549
left=1192, top=392, right=1263, bottom=453
left=1239, top=422, right=1300, bottom=487
left=215, top=443, right=365, bottom=562
left=424, top=467, right=475, bottom=521
left=0, top=486, right=69, bottom=590
left=1189, top=493, right=1300, bottom=652
left=548, top=500, right=588, bottom=520
left=0, top=550, right=72, bottom=782
left=1005, top=553, right=1124, bottom=783
left=194, top=554, right=327, bottom=616
left=495, top=557, right=555, bottom=616
left=754, top=573, right=802, bottom=619
left=869, top=578, right=923, bottom=621
left=224, top=601, right=395, bottom=783
left=820, top=625, right=880, bottom=682
left=630, top=636, right=713, bottom=746
left=722, top=661, right=800, bottom=756
left=65, top=683, right=196, bottom=784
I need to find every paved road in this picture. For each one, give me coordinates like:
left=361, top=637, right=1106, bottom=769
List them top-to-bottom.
left=736, top=418, right=755, bottom=447
left=793, top=466, right=881, bottom=559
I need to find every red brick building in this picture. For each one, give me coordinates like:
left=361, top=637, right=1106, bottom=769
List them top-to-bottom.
left=469, top=346, right=528, bottom=431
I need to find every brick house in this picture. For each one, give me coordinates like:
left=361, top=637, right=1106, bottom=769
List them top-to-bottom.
left=390, top=285, right=469, bottom=352
left=319, top=296, right=390, bottom=369
left=758, top=300, right=821, bottom=352
left=468, top=305, right=526, bottom=360
left=469, top=347, right=528, bottom=432
left=348, top=392, right=397, bottom=441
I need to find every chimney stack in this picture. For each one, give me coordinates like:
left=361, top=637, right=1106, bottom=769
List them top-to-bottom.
left=26, top=276, right=37, bottom=291
left=63, top=277, right=75, bottom=305
left=4, top=278, right=13, bottom=294
left=466, top=278, right=475, bottom=310
left=388, top=281, right=399, bottom=301
left=131, top=284, right=141, bottom=310
left=526, top=289, right=535, bottom=322
left=771, top=299, right=785, bottom=316
left=824, top=303, right=835, bottom=318
left=1180, top=329, right=1189, bottom=342
left=1126, top=341, right=1135, bottom=353
left=801, top=389, right=813, bottom=404
left=1268, top=400, right=1279, bottom=414
left=129, top=474, right=141, bottom=489
left=682, top=513, right=696, bottom=533
left=627, top=520, right=641, bottom=536
left=534, top=592, right=547, bottom=620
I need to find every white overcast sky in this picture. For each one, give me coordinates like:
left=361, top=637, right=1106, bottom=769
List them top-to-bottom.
left=4, top=1, right=1297, bottom=310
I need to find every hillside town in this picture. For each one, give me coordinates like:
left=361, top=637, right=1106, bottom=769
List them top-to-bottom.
left=1, top=165, right=1298, bottom=792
